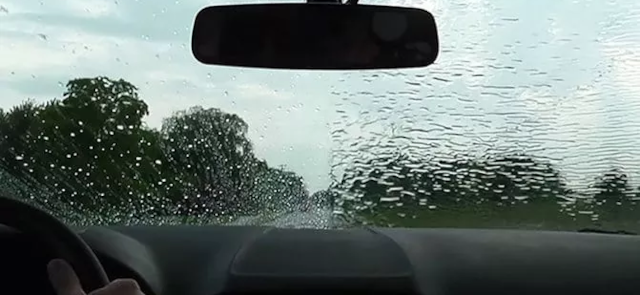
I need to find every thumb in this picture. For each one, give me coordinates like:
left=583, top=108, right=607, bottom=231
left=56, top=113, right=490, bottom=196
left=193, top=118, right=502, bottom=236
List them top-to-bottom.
left=47, top=259, right=86, bottom=295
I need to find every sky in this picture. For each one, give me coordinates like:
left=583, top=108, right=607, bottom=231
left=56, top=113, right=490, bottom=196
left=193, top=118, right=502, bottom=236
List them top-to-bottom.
left=1, top=0, right=640, bottom=193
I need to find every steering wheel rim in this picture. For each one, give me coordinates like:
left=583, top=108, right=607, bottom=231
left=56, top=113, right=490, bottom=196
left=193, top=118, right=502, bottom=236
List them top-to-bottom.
left=0, top=196, right=109, bottom=292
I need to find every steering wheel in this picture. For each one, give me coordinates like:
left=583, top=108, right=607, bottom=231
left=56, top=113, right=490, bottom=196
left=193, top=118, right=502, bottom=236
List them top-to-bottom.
left=0, top=196, right=109, bottom=292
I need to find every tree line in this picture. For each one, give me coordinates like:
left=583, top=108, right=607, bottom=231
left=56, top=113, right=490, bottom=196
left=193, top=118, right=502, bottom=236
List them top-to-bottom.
left=0, top=76, right=637, bottom=224
left=0, top=77, right=308, bottom=221
left=330, top=152, right=640, bottom=222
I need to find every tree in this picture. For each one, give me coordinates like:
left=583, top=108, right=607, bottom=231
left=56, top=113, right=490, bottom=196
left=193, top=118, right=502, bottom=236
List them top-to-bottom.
left=0, top=76, right=311, bottom=221
left=0, top=77, right=171, bottom=218
left=0, top=101, right=41, bottom=183
left=160, top=105, right=314, bottom=216
left=160, top=106, right=255, bottom=215
left=337, top=153, right=568, bottom=213
left=471, top=154, right=567, bottom=203
left=245, top=162, right=309, bottom=213
left=593, top=168, right=632, bottom=203
left=310, top=189, right=338, bottom=209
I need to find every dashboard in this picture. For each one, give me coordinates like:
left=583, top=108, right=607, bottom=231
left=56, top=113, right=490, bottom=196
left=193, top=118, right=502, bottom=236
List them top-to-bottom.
left=1, top=225, right=639, bottom=295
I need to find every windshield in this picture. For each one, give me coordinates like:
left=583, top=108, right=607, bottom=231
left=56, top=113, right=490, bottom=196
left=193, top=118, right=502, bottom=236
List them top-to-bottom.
left=1, top=0, right=639, bottom=231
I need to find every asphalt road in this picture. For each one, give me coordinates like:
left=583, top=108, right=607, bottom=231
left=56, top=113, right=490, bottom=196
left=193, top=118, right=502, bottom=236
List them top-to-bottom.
left=227, top=207, right=339, bottom=229
left=266, top=207, right=336, bottom=229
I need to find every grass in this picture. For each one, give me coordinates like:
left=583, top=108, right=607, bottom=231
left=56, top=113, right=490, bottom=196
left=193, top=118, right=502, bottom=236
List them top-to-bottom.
left=353, top=199, right=640, bottom=232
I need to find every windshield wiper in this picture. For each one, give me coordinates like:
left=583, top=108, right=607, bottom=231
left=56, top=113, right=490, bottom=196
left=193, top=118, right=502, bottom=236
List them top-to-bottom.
left=577, top=228, right=636, bottom=235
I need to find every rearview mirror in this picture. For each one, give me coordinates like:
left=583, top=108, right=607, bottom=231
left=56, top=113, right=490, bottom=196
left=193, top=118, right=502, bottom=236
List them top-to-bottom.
left=191, top=3, right=439, bottom=70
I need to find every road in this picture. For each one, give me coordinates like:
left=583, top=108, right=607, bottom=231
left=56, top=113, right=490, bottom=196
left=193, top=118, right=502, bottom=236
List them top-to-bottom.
left=227, top=207, right=341, bottom=229
left=266, top=207, right=338, bottom=229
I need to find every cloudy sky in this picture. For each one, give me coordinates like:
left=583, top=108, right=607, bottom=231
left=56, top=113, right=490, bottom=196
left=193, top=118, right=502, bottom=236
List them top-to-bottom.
left=1, top=0, right=640, bottom=193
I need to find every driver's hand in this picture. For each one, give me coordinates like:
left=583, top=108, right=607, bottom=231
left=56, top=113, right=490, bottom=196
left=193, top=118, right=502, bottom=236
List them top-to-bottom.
left=47, top=259, right=145, bottom=295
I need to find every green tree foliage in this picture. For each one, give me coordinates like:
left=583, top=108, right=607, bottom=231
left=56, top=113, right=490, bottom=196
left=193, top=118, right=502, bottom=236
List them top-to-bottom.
left=2, top=76, right=638, bottom=227
left=0, top=77, right=309, bottom=221
left=0, top=78, right=170, bottom=217
left=159, top=106, right=310, bottom=215
left=160, top=106, right=254, bottom=215
left=337, top=153, right=568, bottom=213
left=246, top=162, right=309, bottom=213
left=588, top=168, right=638, bottom=221
left=593, top=168, right=632, bottom=203
left=310, top=189, right=337, bottom=209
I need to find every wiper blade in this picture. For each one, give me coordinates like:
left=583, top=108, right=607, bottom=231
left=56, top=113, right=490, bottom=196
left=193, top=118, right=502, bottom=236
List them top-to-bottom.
left=577, top=228, right=636, bottom=235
